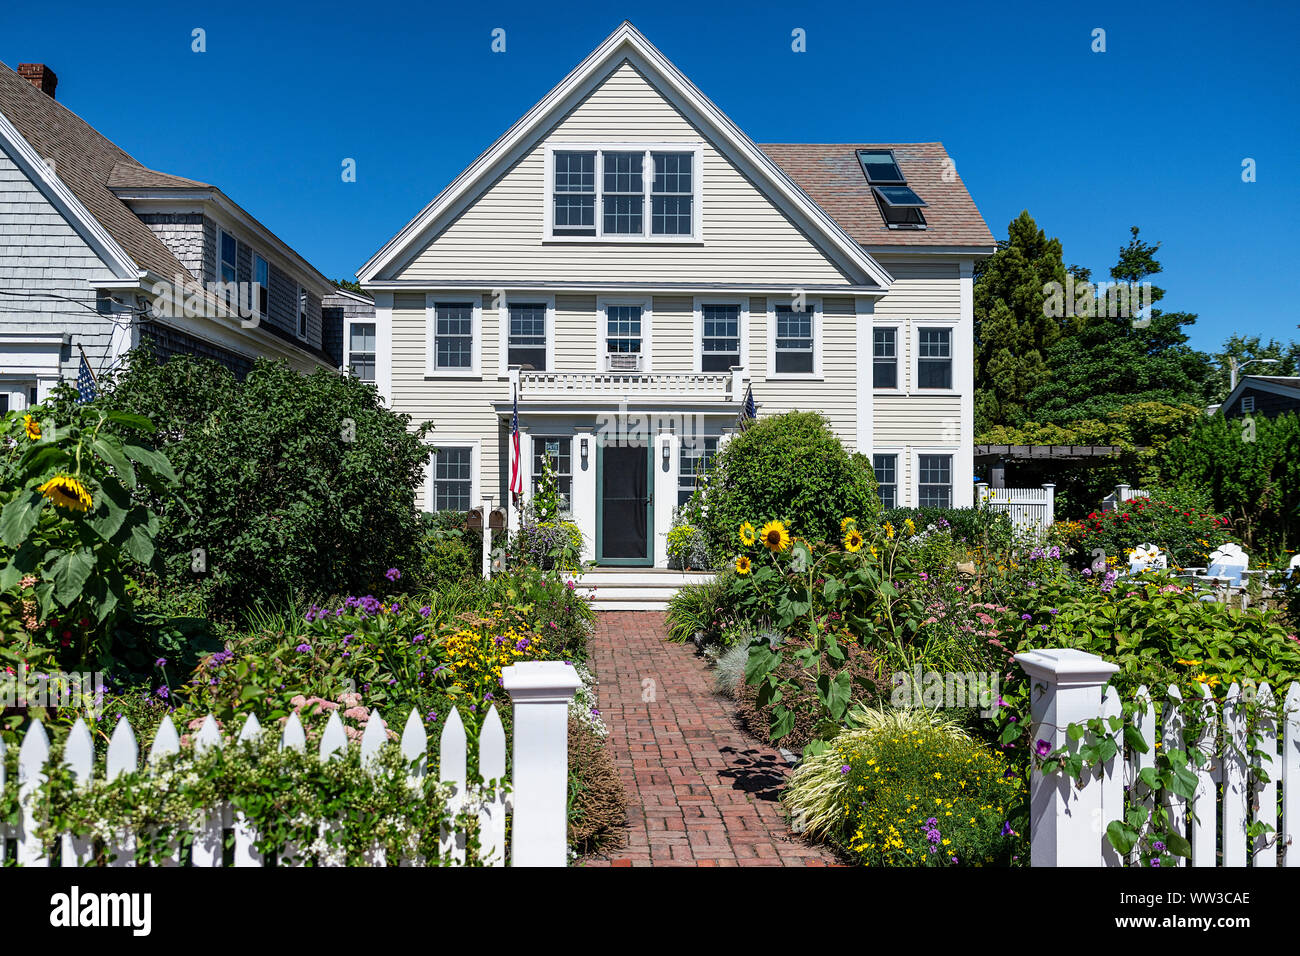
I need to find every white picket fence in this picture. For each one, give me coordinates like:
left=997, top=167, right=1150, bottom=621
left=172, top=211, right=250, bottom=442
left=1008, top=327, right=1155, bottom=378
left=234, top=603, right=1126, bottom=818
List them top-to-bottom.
left=975, top=482, right=1056, bottom=537
left=1018, top=649, right=1300, bottom=867
left=0, top=660, right=580, bottom=868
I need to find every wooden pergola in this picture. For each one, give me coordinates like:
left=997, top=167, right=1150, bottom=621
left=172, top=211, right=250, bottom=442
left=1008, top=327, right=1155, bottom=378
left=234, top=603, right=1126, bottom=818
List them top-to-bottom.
left=973, top=444, right=1137, bottom=489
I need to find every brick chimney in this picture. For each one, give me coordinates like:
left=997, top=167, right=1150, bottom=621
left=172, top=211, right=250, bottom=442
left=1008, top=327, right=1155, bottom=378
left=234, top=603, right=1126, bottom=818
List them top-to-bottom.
left=17, top=64, right=58, bottom=98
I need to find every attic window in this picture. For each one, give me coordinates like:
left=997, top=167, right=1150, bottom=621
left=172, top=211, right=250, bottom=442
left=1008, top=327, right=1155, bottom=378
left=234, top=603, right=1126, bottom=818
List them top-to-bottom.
left=857, top=148, right=927, bottom=229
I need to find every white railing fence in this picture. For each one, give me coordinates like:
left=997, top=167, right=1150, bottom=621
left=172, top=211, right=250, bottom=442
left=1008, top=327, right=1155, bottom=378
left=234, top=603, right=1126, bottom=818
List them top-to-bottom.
left=976, top=482, right=1055, bottom=536
left=1100, top=482, right=1149, bottom=512
left=1016, top=648, right=1300, bottom=867
left=0, top=660, right=579, bottom=868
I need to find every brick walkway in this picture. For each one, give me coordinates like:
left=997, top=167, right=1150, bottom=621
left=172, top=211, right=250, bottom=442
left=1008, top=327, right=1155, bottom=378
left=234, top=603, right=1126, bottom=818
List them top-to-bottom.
left=582, top=611, right=837, bottom=866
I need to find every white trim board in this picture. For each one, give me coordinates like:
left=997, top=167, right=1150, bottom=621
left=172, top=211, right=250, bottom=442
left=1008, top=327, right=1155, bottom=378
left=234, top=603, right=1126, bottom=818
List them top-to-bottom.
left=356, top=22, right=893, bottom=292
left=497, top=292, right=556, bottom=378
left=692, top=296, right=750, bottom=374
left=765, top=296, right=823, bottom=380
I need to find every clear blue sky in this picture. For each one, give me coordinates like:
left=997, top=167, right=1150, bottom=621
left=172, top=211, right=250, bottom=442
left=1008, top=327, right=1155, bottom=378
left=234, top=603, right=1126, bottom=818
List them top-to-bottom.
left=4, top=0, right=1297, bottom=352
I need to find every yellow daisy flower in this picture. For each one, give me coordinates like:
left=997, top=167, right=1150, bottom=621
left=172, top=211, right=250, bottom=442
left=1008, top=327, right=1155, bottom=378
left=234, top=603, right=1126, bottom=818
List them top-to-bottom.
left=23, top=414, right=41, bottom=441
left=38, top=474, right=93, bottom=513
left=840, top=516, right=857, bottom=532
left=758, top=520, right=790, bottom=553
left=738, top=522, right=756, bottom=547
left=843, top=528, right=864, bottom=552
left=735, top=554, right=752, bottom=575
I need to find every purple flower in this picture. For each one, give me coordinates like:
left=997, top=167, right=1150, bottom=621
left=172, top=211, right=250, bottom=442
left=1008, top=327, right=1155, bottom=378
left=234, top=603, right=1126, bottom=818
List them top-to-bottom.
left=385, top=568, right=401, bottom=582
left=419, top=606, right=431, bottom=618
left=1020, top=613, right=1032, bottom=621
left=413, top=633, right=426, bottom=643
left=296, top=643, right=311, bottom=653
left=154, top=657, right=167, bottom=667
left=156, top=685, right=169, bottom=699
left=1034, top=739, right=1051, bottom=757
left=840, top=765, right=851, bottom=775
left=927, top=817, right=938, bottom=827
left=1001, top=821, right=1014, bottom=836
left=1153, top=841, right=1165, bottom=852
left=1150, top=859, right=1160, bottom=867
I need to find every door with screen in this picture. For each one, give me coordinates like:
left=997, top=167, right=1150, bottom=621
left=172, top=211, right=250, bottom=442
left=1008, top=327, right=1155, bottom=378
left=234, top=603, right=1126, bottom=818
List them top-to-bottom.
left=598, top=444, right=651, bottom=564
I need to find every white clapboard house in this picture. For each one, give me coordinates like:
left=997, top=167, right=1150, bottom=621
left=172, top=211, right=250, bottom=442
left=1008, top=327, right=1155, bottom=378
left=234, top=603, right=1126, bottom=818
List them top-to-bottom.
left=357, top=22, right=994, bottom=571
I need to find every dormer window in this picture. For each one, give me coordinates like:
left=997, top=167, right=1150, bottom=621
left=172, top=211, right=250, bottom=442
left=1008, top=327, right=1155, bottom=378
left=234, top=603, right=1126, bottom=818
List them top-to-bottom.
left=547, top=145, right=701, bottom=240
left=857, top=148, right=927, bottom=229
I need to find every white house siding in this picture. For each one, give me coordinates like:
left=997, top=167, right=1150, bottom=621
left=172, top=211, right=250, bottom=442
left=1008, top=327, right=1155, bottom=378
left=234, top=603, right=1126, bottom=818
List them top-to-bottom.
left=392, top=62, right=856, bottom=288
left=0, top=146, right=118, bottom=400
left=390, top=292, right=501, bottom=506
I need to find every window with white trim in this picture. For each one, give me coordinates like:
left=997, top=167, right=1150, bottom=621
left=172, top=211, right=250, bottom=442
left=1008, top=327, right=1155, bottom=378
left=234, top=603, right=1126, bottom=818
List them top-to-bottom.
left=549, top=147, right=698, bottom=239
left=218, top=229, right=237, bottom=284
left=297, top=287, right=309, bottom=341
left=433, top=302, right=475, bottom=371
left=507, top=303, right=548, bottom=370
left=700, top=304, right=740, bottom=372
left=604, top=305, right=643, bottom=370
left=774, top=305, right=814, bottom=375
left=348, top=322, right=376, bottom=382
left=873, top=328, right=898, bottom=389
left=917, top=328, right=952, bottom=389
left=532, top=436, right=572, bottom=511
left=678, top=437, right=718, bottom=507
left=433, top=446, right=473, bottom=512
left=873, top=454, right=898, bottom=509
left=918, top=454, right=953, bottom=508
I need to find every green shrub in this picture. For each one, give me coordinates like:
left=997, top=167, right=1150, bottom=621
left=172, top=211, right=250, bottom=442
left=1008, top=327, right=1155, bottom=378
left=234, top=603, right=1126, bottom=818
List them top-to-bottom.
left=45, top=351, right=433, bottom=621
left=696, top=412, right=879, bottom=560
left=1060, top=486, right=1230, bottom=568
left=880, top=507, right=1015, bottom=553
left=417, top=511, right=478, bottom=588
left=514, top=521, right=584, bottom=571
left=666, top=523, right=710, bottom=571
left=664, top=572, right=734, bottom=644
left=785, top=719, right=1027, bottom=865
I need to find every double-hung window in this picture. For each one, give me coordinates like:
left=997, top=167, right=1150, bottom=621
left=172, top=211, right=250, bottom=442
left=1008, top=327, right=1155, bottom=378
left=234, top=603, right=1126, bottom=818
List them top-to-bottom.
left=549, top=147, right=698, bottom=239
left=218, top=230, right=237, bottom=284
left=254, top=255, right=270, bottom=317
left=296, top=287, right=309, bottom=341
left=433, top=302, right=475, bottom=372
left=507, top=303, right=548, bottom=370
left=604, top=304, right=644, bottom=370
left=700, top=304, right=741, bottom=372
left=773, top=304, right=814, bottom=375
left=348, top=322, right=376, bottom=382
left=873, top=328, right=899, bottom=389
left=917, top=328, right=952, bottom=389
left=532, top=436, right=572, bottom=512
left=678, top=437, right=718, bottom=507
left=433, top=447, right=473, bottom=512
left=873, top=454, right=898, bottom=509
left=918, top=454, right=953, bottom=508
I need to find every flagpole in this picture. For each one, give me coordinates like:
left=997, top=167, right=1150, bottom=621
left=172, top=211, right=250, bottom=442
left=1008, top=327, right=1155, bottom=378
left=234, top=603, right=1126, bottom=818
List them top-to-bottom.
left=77, top=343, right=100, bottom=388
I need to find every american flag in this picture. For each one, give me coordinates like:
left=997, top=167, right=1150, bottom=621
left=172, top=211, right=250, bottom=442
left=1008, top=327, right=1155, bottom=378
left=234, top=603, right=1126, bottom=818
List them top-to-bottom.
left=76, top=351, right=98, bottom=404
left=738, top=383, right=756, bottom=426
left=509, top=385, right=523, bottom=499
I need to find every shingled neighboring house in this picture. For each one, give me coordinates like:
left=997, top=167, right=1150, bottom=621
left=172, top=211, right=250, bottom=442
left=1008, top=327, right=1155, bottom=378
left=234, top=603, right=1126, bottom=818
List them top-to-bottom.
left=0, top=61, right=337, bottom=413
left=1217, top=375, right=1300, bottom=419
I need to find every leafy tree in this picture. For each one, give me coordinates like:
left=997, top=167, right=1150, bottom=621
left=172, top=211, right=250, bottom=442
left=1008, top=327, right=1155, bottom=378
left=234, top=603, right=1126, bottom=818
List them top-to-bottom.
left=973, top=211, right=1070, bottom=431
left=1023, top=228, right=1213, bottom=423
left=332, top=278, right=370, bottom=296
left=1205, top=334, right=1300, bottom=404
left=47, top=351, right=433, bottom=620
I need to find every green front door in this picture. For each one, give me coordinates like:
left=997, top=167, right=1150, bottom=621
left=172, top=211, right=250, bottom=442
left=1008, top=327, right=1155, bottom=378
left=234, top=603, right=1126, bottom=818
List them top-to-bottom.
left=596, top=443, right=653, bottom=566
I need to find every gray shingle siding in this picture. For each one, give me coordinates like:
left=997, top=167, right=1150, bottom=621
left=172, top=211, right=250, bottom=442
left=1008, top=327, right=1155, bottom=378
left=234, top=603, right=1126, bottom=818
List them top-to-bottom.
left=0, top=144, right=118, bottom=381
left=136, top=212, right=205, bottom=279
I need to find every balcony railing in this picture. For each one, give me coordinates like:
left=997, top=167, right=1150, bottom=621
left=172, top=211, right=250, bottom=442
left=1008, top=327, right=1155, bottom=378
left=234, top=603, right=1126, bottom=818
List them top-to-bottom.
left=513, top=367, right=745, bottom=403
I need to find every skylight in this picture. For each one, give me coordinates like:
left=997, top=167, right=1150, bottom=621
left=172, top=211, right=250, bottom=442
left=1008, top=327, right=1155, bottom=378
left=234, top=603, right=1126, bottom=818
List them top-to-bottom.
left=857, top=148, right=927, bottom=229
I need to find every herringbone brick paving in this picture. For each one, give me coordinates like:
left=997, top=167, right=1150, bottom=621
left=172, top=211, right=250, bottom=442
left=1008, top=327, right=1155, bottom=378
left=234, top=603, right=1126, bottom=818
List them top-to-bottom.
left=581, top=611, right=837, bottom=866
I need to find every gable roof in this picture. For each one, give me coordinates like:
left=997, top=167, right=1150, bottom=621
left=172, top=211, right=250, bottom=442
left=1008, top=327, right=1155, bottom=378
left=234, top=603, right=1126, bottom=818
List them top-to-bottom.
left=358, top=22, right=894, bottom=290
left=0, top=60, right=193, bottom=279
left=759, top=143, right=995, bottom=249
left=1217, top=374, right=1300, bottom=415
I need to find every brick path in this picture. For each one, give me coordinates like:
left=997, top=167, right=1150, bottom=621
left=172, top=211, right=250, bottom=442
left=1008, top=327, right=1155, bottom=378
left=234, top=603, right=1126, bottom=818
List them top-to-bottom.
left=581, top=611, right=837, bottom=866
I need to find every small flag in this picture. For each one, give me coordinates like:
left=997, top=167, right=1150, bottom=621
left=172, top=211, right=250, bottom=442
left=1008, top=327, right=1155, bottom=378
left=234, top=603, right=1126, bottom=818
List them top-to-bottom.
left=76, top=348, right=98, bottom=404
left=738, top=383, right=756, bottom=426
left=509, top=385, right=523, bottom=499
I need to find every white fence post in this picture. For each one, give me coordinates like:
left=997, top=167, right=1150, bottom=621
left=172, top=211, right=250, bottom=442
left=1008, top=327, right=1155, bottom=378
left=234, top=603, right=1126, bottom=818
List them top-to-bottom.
left=1042, top=483, right=1056, bottom=526
left=1015, top=649, right=1119, bottom=866
left=501, top=660, right=581, bottom=867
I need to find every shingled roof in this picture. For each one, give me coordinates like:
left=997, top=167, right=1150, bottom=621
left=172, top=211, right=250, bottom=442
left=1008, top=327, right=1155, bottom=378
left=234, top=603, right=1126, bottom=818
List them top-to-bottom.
left=0, top=60, right=196, bottom=279
left=759, top=143, right=995, bottom=249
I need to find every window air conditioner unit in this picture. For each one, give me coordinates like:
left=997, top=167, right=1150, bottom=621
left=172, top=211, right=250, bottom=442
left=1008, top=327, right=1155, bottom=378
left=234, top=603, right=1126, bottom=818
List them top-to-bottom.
left=606, top=352, right=642, bottom=372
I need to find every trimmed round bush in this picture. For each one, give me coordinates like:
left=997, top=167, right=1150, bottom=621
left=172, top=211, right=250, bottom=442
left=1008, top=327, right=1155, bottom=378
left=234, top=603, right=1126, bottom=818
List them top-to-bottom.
left=697, top=412, right=879, bottom=560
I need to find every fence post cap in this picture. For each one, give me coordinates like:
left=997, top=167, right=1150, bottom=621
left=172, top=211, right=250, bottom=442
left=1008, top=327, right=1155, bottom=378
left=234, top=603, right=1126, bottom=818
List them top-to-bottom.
left=1014, top=648, right=1119, bottom=683
left=502, top=660, right=582, bottom=700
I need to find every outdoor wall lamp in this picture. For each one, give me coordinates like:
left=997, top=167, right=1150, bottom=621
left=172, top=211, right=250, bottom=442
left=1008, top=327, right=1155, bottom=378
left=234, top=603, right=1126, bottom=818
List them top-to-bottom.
left=580, top=437, right=589, bottom=460
left=662, top=438, right=671, bottom=462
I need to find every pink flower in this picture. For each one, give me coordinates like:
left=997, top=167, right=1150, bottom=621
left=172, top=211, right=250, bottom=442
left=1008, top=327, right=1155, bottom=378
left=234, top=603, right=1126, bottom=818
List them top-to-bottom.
left=343, top=706, right=370, bottom=721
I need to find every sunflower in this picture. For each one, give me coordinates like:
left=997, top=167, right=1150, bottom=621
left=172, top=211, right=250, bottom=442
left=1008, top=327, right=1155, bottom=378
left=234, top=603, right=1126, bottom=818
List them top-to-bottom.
left=23, top=414, right=41, bottom=441
left=38, top=474, right=93, bottom=513
left=840, top=516, right=857, bottom=532
left=758, top=520, right=790, bottom=553
left=739, top=521, right=756, bottom=547
left=883, top=522, right=895, bottom=540
left=843, top=528, right=864, bottom=552
left=735, top=555, right=752, bottom=575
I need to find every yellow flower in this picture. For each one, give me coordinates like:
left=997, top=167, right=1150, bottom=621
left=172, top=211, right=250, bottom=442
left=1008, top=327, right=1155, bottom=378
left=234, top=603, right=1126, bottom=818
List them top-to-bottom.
left=23, top=414, right=41, bottom=441
left=38, top=474, right=93, bottom=512
left=840, top=516, right=857, bottom=532
left=904, top=518, right=916, bottom=534
left=758, top=520, right=790, bottom=553
left=739, top=522, right=756, bottom=547
left=883, top=522, right=895, bottom=539
left=843, top=528, right=864, bottom=552
left=735, top=555, right=752, bottom=575
left=1176, top=658, right=1201, bottom=667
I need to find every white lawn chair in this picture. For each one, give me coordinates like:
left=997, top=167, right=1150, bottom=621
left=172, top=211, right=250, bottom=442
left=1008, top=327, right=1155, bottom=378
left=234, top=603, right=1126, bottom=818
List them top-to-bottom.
left=1127, top=543, right=1167, bottom=575
left=1206, top=543, right=1248, bottom=587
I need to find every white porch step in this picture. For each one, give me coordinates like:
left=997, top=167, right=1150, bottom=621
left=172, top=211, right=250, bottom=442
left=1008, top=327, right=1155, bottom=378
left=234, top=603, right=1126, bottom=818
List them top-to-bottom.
left=566, top=569, right=714, bottom=612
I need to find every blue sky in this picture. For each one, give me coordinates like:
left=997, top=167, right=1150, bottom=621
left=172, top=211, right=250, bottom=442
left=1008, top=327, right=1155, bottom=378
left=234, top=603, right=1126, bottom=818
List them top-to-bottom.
left=3, top=0, right=1297, bottom=352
